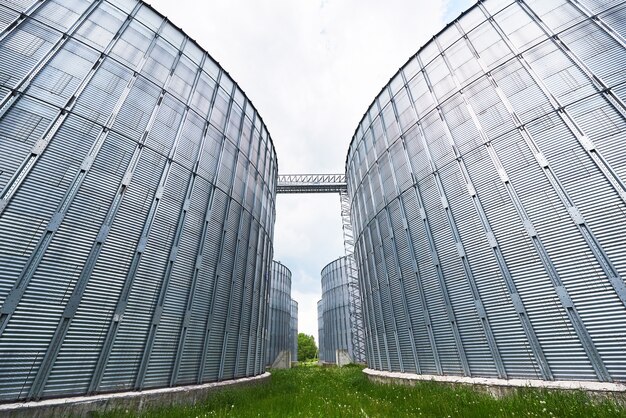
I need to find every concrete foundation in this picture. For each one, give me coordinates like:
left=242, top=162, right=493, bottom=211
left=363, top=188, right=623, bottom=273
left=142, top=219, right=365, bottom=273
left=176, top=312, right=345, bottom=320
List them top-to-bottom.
left=335, top=349, right=352, bottom=367
left=270, top=350, right=291, bottom=369
left=364, top=368, right=626, bottom=405
left=0, top=373, right=270, bottom=418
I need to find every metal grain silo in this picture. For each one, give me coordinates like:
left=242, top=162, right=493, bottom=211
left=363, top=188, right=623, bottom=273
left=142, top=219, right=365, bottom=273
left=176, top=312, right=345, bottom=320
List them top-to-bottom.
left=0, top=0, right=277, bottom=401
left=346, top=0, right=626, bottom=382
left=320, top=256, right=355, bottom=365
left=266, top=261, right=292, bottom=367
left=290, top=298, right=298, bottom=363
left=317, top=299, right=325, bottom=363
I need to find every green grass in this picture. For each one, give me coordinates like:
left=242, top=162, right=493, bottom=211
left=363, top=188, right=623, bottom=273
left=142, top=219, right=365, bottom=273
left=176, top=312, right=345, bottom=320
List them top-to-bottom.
left=100, top=365, right=626, bottom=417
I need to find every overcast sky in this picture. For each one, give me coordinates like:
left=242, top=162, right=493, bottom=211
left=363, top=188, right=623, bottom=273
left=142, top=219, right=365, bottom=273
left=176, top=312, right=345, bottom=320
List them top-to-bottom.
left=148, top=0, right=475, bottom=342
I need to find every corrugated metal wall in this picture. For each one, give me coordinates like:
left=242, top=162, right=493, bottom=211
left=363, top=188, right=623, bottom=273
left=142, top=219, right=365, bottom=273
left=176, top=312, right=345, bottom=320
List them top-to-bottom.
left=0, top=0, right=277, bottom=402
left=346, top=0, right=626, bottom=382
left=320, top=256, right=355, bottom=364
left=265, top=261, right=291, bottom=365
left=290, top=298, right=298, bottom=362
left=317, top=299, right=324, bottom=362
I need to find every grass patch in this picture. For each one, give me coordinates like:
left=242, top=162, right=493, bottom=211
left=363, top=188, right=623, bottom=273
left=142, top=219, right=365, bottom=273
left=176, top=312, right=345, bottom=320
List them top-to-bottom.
left=99, top=365, right=625, bottom=417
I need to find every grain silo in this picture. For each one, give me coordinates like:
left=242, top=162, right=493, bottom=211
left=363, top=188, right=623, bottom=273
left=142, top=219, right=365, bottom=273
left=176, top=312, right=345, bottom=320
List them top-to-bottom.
left=0, top=0, right=277, bottom=401
left=346, top=0, right=626, bottom=383
left=320, top=256, right=356, bottom=365
left=266, top=261, right=292, bottom=368
left=290, top=298, right=298, bottom=363
left=317, top=299, right=325, bottom=363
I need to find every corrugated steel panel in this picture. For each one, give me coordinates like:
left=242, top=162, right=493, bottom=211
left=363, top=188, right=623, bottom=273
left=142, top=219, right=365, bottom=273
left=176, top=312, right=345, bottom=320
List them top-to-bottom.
left=0, top=0, right=276, bottom=401
left=347, top=0, right=626, bottom=384
left=598, top=3, right=626, bottom=41
left=0, top=4, right=20, bottom=33
left=0, top=18, right=61, bottom=90
left=558, top=19, right=624, bottom=87
left=320, top=256, right=361, bottom=365
left=266, top=261, right=291, bottom=366
left=290, top=299, right=298, bottom=362
left=317, top=300, right=324, bottom=362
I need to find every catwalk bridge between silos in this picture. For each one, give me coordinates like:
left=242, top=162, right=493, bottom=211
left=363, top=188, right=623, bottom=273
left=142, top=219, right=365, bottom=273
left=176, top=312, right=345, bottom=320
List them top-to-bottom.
left=276, top=174, right=347, bottom=194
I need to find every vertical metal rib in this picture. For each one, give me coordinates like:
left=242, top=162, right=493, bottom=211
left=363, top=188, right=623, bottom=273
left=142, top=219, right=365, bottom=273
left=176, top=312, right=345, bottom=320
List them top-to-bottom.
left=0, top=0, right=139, bottom=340
left=86, top=17, right=183, bottom=393
left=197, top=81, right=238, bottom=383
left=218, top=98, right=249, bottom=381
left=233, top=109, right=260, bottom=377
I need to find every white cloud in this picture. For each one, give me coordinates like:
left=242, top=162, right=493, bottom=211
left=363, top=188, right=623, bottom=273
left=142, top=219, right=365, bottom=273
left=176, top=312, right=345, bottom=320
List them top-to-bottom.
left=148, top=0, right=472, bottom=339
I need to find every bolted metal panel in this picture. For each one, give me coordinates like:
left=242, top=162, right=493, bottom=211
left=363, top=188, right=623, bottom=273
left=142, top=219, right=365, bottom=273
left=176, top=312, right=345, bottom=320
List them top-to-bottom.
left=0, top=0, right=277, bottom=402
left=346, top=0, right=626, bottom=383
left=265, top=261, right=292, bottom=366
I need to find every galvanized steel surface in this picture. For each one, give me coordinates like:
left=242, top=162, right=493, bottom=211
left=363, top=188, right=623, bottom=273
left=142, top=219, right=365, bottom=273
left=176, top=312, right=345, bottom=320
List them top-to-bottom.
left=0, top=0, right=277, bottom=401
left=346, top=0, right=626, bottom=382
left=320, top=256, right=356, bottom=364
left=266, top=262, right=292, bottom=366
left=290, top=298, right=298, bottom=362
left=317, top=299, right=325, bottom=362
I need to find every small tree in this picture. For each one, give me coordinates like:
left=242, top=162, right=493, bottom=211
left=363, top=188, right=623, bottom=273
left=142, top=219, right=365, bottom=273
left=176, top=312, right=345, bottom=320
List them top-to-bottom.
left=297, top=333, right=317, bottom=361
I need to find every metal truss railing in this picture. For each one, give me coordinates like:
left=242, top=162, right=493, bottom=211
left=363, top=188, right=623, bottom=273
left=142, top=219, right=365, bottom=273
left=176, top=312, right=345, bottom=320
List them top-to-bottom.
left=276, top=174, right=347, bottom=193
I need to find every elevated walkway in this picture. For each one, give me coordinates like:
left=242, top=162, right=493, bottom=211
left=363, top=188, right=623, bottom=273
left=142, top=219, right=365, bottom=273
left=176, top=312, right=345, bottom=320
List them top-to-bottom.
left=276, top=174, right=346, bottom=194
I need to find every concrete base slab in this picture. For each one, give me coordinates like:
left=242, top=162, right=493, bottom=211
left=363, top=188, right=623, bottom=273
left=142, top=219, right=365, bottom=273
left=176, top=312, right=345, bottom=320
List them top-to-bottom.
left=336, top=349, right=352, bottom=367
left=270, top=350, right=291, bottom=369
left=364, top=368, right=626, bottom=405
left=0, top=372, right=270, bottom=418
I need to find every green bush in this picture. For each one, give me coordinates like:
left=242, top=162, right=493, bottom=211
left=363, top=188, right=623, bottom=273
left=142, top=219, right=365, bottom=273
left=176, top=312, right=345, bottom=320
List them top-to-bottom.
left=297, top=333, right=317, bottom=361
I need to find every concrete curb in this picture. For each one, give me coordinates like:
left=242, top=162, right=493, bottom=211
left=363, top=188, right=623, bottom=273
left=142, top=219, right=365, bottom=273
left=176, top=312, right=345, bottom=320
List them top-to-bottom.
left=363, top=368, right=626, bottom=404
left=364, top=368, right=626, bottom=391
left=0, top=372, right=271, bottom=417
